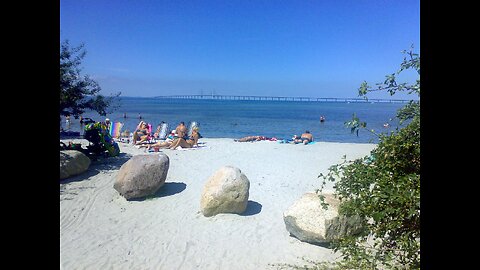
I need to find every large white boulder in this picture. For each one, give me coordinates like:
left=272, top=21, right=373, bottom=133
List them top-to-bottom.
left=200, top=166, right=250, bottom=217
left=283, top=192, right=363, bottom=245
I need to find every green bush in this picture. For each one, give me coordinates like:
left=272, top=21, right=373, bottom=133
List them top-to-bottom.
left=315, top=46, right=420, bottom=269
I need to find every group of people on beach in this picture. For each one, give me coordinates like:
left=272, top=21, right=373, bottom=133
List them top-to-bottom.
left=65, top=112, right=316, bottom=149
left=234, top=114, right=323, bottom=144
left=132, top=120, right=201, bottom=150
left=235, top=130, right=314, bottom=145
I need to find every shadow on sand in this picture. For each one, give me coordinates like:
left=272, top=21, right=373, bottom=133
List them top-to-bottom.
left=60, top=152, right=133, bottom=184
left=129, top=182, right=187, bottom=201
left=153, top=182, right=187, bottom=198
left=240, top=200, right=263, bottom=216
left=288, top=234, right=333, bottom=249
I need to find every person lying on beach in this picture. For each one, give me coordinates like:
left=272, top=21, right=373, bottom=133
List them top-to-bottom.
left=133, top=121, right=150, bottom=145
left=169, top=127, right=200, bottom=150
left=292, top=130, right=313, bottom=145
left=284, top=135, right=300, bottom=144
left=234, top=136, right=268, bottom=142
left=144, top=140, right=173, bottom=150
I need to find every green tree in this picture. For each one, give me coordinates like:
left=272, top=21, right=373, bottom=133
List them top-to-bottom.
left=60, top=39, right=120, bottom=120
left=316, top=46, right=420, bottom=269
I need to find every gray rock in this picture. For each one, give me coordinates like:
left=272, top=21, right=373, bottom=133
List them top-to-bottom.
left=60, top=150, right=91, bottom=180
left=114, top=154, right=169, bottom=200
left=200, top=166, right=250, bottom=217
left=283, top=192, right=363, bottom=245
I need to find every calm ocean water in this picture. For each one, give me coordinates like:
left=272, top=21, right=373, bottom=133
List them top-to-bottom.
left=61, top=97, right=407, bottom=144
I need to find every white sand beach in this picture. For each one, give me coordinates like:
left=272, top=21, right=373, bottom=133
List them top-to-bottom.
left=60, top=138, right=376, bottom=270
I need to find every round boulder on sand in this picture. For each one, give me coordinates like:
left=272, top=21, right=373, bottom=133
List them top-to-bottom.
left=60, top=150, right=91, bottom=180
left=114, top=154, right=169, bottom=200
left=200, top=166, right=250, bottom=217
left=283, top=192, right=363, bottom=245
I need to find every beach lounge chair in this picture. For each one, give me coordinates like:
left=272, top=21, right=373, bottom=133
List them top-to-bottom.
left=109, top=121, right=124, bottom=139
left=131, top=121, right=151, bottom=145
left=187, top=121, right=200, bottom=137
left=137, top=122, right=168, bottom=144
left=153, top=122, right=170, bottom=141
left=145, top=123, right=157, bottom=143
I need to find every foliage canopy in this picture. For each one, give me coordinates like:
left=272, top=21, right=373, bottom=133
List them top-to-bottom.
left=60, top=39, right=120, bottom=119
left=316, top=45, right=420, bottom=269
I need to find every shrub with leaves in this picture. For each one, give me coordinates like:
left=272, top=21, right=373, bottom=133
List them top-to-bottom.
left=315, top=46, right=420, bottom=269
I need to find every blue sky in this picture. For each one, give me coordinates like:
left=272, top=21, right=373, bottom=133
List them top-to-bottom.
left=60, top=0, right=420, bottom=99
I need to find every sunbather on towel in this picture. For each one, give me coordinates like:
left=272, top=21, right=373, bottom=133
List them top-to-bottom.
left=169, top=127, right=200, bottom=150
left=292, top=130, right=314, bottom=145
left=234, top=135, right=268, bottom=142
left=144, top=139, right=173, bottom=150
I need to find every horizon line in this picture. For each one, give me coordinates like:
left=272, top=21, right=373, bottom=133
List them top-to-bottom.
left=119, top=94, right=417, bottom=103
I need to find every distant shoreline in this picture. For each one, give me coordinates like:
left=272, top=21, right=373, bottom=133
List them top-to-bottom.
left=121, top=95, right=416, bottom=103
left=61, top=98, right=405, bottom=144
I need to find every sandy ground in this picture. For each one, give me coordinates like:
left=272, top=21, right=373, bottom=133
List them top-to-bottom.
left=60, top=138, right=376, bottom=270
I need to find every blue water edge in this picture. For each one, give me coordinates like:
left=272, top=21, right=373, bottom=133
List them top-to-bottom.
left=60, top=97, right=408, bottom=144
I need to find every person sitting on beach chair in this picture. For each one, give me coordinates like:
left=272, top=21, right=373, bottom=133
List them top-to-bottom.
left=132, top=121, right=150, bottom=145
left=175, top=121, right=188, bottom=140
left=145, top=126, right=201, bottom=150
left=169, top=126, right=201, bottom=150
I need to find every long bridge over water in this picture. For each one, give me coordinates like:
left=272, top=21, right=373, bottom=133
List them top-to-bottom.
left=153, top=94, right=411, bottom=103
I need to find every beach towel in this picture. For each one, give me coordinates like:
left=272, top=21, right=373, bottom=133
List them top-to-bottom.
left=109, top=122, right=124, bottom=139
left=147, top=123, right=153, bottom=135
left=277, top=139, right=316, bottom=145
left=146, top=142, right=207, bottom=152
left=172, top=142, right=208, bottom=151
left=175, top=144, right=208, bottom=151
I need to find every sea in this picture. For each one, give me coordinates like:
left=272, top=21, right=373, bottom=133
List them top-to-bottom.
left=60, top=97, right=408, bottom=144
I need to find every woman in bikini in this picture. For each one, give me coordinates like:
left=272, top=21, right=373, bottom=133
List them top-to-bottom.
left=133, top=121, right=150, bottom=145
left=169, top=127, right=201, bottom=150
